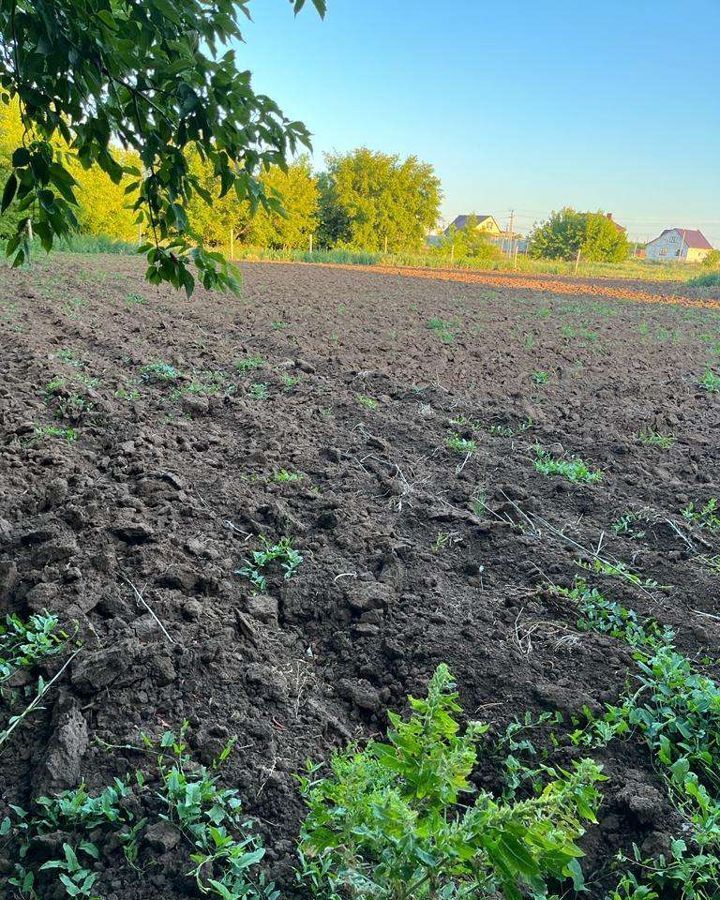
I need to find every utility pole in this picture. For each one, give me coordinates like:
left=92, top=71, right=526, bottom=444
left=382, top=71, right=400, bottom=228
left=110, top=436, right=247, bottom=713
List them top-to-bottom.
left=506, top=209, right=514, bottom=257
left=309, top=233, right=313, bottom=254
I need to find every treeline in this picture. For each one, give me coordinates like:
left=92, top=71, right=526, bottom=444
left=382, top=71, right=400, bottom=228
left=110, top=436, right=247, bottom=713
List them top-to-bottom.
left=0, top=102, right=442, bottom=254
left=0, top=102, right=139, bottom=243
left=1, top=103, right=642, bottom=265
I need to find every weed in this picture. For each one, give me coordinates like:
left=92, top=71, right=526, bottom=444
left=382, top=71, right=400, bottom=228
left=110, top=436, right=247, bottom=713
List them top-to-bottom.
left=125, top=293, right=147, bottom=306
left=62, top=297, right=88, bottom=318
left=427, top=317, right=457, bottom=344
left=271, top=320, right=288, bottom=330
left=561, top=324, right=598, bottom=344
left=57, top=349, right=83, bottom=368
left=235, top=355, right=266, bottom=372
left=140, top=362, right=181, bottom=383
left=699, top=369, right=720, bottom=392
left=532, top=370, right=550, bottom=385
left=180, top=371, right=228, bottom=399
left=281, top=374, right=301, bottom=391
left=44, top=376, right=66, bottom=396
left=250, top=382, right=270, bottom=401
left=115, top=387, right=140, bottom=401
left=53, top=392, right=94, bottom=423
left=356, top=394, right=378, bottom=410
left=488, top=417, right=533, bottom=438
left=34, top=425, right=78, bottom=442
left=638, top=428, right=676, bottom=449
left=446, top=432, right=477, bottom=455
left=533, top=446, right=602, bottom=484
left=274, top=469, right=303, bottom=484
left=683, top=498, right=720, bottom=533
left=611, top=512, right=647, bottom=540
left=431, top=531, right=461, bottom=553
left=236, top=537, right=303, bottom=593
left=695, top=554, right=720, bottom=576
left=576, top=557, right=661, bottom=590
left=563, top=582, right=720, bottom=897
left=1, top=612, right=67, bottom=685
left=297, top=664, right=604, bottom=898
left=495, top=710, right=564, bottom=800
left=154, top=727, right=278, bottom=899
left=4, top=729, right=276, bottom=900
left=40, top=842, right=100, bottom=897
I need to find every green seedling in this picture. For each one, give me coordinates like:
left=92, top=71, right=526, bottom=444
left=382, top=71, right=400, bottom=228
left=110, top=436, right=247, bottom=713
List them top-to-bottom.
left=427, top=317, right=457, bottom=344
left=57, top=349, right=83, bottom=368
left=234, top=355, right=265, bottom=372
left=140, top=362, right=181, bottom=383
left=700, top=369, right=720, bottom=392
left=531, top=370, right=550, bottom=385
left=281, top=373, right=301, bottom=391
left=44, top=377, right=66, bottom=395
left=250, top=382, right=270, bottom=401
left=115, top=387, right=140, bottom=401
left=356, top=394, right=378, bottom=410
left=34, top=425, right=78, bottom=442
left=638, top=428, right=676, bottom=449
left=446, top=432, right=477, bottom=455
left=533, top=446, right=602, bottom=484
left=273, top=469, right=303, bottom=484
left=683, top=498, right=720, bottom=533
left=611, top=512, right=647, bottom=539
left=236, top=537, right=303, bottom=593
left=576, top=557, right=661, bottom=590
left=563, top=579, right=720, bottom=898
left=1, top=612, right=67, bottom=685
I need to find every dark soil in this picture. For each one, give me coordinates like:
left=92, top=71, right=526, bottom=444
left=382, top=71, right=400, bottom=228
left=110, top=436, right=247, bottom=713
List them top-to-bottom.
left=1, top=255, right=719, bottom=898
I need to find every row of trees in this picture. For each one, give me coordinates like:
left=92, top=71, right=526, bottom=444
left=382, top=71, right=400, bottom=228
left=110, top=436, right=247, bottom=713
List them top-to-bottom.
left=1, top=95, right=442, bottom=255
left=0, top=102, right=138, bottom=242
left=2, top=105, right=631, bottom=265
left=177, top=147, right=443, bottom=253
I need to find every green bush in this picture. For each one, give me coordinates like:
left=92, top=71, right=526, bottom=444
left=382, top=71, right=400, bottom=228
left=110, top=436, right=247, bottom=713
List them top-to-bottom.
left=689, top=271, right=720, bottom=288
left=297, top=664, right=603, bottom=899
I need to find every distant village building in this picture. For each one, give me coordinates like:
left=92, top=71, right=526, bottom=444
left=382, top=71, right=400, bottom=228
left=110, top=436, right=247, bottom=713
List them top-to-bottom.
left=441, top=213, right=529, bottom=252
left=443, top=214, right=502, bottom=237
left=645, top=228, right=713, bottom=263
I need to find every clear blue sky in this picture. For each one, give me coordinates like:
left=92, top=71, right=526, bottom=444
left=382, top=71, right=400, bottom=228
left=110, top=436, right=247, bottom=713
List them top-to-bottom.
left=240, top=0, right=720, bottom=245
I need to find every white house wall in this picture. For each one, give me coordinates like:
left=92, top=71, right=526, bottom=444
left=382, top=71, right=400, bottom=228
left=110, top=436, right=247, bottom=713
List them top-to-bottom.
left=646, top=230, right=685, bottom=260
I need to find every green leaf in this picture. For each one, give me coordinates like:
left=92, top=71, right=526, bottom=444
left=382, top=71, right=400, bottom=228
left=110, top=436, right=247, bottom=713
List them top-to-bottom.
left=150, top=0, right=183, bottom=25
left=11, top=147, right=30, bottom=167
left=1, top=173, right=18, bottom=212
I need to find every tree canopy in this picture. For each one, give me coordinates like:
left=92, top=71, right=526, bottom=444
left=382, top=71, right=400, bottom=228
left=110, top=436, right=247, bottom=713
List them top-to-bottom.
left=0, top=0, right=325, bottom=293
left=320, top=148, right=441, bottom=252
left=185, top=152, right=318, bottom=250
left=529, top=208, right=630, bottom=262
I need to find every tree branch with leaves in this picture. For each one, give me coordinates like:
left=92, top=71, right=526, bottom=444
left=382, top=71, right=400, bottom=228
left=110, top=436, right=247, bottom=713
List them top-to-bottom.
left=0, top=0, right=326, bottom=294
